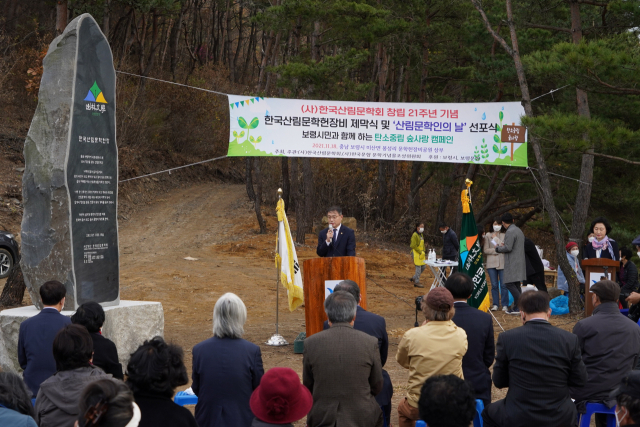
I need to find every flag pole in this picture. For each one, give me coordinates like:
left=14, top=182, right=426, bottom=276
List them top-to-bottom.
left=266, top=188, right=288, bottom=346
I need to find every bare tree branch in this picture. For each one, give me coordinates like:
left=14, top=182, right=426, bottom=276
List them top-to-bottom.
left=469, top=0, right=514, bottom=56
left=524, top=23, right=571, bottom=33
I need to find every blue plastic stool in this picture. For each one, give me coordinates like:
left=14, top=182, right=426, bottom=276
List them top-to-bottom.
left=620, top=308, right=629, bottom=316
left=173, top=391, right=198, bottom=406
left=31, top=398, right=36, bottom=407
left=474, top=399, right=484, bottom=427
left=578, top=403, right=616, bottom=427
left=416, top=421, right=427, bottom=427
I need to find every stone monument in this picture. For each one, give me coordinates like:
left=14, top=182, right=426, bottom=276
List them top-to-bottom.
left=22, top=13, right=119, bottom=310
left=0, top=14, right=164, bottom=374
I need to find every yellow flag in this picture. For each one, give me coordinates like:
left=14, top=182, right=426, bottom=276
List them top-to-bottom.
left=275, top=199, right=304, bottom=311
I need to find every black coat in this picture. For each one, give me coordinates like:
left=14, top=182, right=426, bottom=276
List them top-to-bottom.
left=317, top=225, right=356, bottom=257
left=442, top=228, right=459, bottom=258
left=524, top=238, right=544, bottom=276
left=583, top=239, right=619, bottom=261
left=620, top=260, right=640, bottom=295
left=451, top=302, right=495, bottom=404
left=571, top=302, right=640, bottom=403
left=323, top=306, right=392, bottom=406
left=18, top=309, right=71, bottom=397
left=483, top=320, right=587, bottom=427
left=91, top=332, right=123, bottom=379
left=134, top=392, right=198, bottom=427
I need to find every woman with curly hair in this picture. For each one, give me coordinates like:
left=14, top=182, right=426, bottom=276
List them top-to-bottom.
left=126, top=337, right=197, bottom=427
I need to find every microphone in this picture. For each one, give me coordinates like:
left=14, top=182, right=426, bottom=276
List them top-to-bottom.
left=328, top=224, right=333, bottom=243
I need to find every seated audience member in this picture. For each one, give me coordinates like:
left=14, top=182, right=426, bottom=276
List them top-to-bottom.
left=624, top=236, right=640, bottom=306
left=557, top=241, right=585, bottom=298
left=619, top=248, right=639, bottom=308
left=445, top=273, right=495, bottom=407
left=18, top=280, right=71, bottom=396
left=322, top=280, right=393, bottom=426
left=571, top=280, right=640, bottom=427
left=396, top=287, right=467, bottom=427
left=304, top=291, right=383, bottom=427
left=482, top=291, right=587, bottom=427
left=192, top=293, right=264, bottom=427
left=71, top=301, right=123, bottom=379
left=35, top=324, right=112, bottom=427
left=126, top=337, right=196, bottom=427
left=249, top=367, right=312, bottom=427
left=610, top=371, right=640, bottom=427
left=0, top=372, right=37, bottom=427
left=418, top=375, right=476, bottom=427
left=75, top=379, right=140, bottom=427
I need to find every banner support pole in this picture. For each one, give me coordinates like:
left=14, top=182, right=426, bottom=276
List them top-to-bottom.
left=266, top=188, right=288, bottom=346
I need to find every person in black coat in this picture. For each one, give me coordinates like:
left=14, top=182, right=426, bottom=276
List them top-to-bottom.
left=317, top=206, right=356, bottom=257
left=583, top=217, right=619, bottom=261
left=439, top=222, right=459, bottom=262
left=523, top=238, right=547, bottom=292
left=619, top=248, right=639, bottom=308
left=444, top=273, right=495, bottom=407
left=18, top=280, right=71, bottom=397
left=322, top=280, right=393, bottom=426
left=482, top=291, right=587, bottom=427
left=192, top=293, right=264, bottom=427
left=71, top=301, right=123, bottom=379
left=126, top=337, right=198, bottom=427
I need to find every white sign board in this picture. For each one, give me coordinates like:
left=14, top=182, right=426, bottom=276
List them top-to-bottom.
left=324, top=280, right=343, bottom=300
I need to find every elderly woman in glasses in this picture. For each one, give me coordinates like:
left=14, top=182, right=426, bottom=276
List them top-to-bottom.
left=192, top=293, right=264, bottom=427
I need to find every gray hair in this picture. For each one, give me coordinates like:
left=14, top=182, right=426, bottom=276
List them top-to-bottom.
left=334, top=280, right=360, bottom=303
left=324, top=291, right=357, bottom=323
left=213, top=293, right=247, bottom=338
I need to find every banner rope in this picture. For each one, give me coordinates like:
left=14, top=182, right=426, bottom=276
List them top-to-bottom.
left=116, top=71, right=229, bottom=96
left=118, top=155, right=228, bottom=183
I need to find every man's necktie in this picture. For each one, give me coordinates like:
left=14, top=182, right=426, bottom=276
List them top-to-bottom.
left=333, top=229, right=338, bottom=245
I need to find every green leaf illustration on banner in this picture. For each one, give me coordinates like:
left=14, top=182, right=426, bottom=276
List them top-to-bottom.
left=499, top=111, right=504, bottom=121
left=238, top=117, right=249, bottom=129
left=249, top=117, right=259, bottom=129
left=493, top=134, right=499, bottom=143
left=492, top=144, right=499, bottom=153
left=501, top=146, right=508, bottom=154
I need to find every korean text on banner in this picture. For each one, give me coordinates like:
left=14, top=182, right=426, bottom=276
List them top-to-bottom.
left=228, top=96, right=528, bottom=167
left=275, top=199, right=304, bottom=311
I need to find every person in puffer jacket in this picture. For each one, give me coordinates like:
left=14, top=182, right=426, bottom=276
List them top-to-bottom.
left=35, top=324, right=112, bottom=427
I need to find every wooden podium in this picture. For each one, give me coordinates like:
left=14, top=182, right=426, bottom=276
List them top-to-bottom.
left=303, top=256, right=367, bottom=337
left=583, top=258, right=619, bottom=316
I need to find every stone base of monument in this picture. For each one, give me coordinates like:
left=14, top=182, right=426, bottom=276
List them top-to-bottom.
left=0, top=301, right=164, bottom=374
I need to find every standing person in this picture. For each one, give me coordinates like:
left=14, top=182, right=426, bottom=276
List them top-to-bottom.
left=316, top=206, right=356, bottom=257
left=495, top=213, right=526, bottom=315
left=583, top=217, right=619, bottom=260
left=484, top=218, right=508, bottom=311
left=410, top=222, right=427, bottom=288
left=438, top=222, right=459, bottom=266
left=624, top=236, right=640, bottom=306
left=524, top=238, right=547, bottom=292
left=557, top=242, right=586, bottom=299
left=619, top=248, right=639, bottom=308
left=445, top=273, right=495, bottom=407
left=18, top=280, right=71, bottom=397
left=322, top=280, right=393, bottom=426
left=571, top=281, right=640, bottom=427
left=396, top=287, right=467, bottom=427
left=303, top=291, right=383, bottom=427
left=482, top=292, right=587, bottom=427
left=192, top=293, right=264, bottom=427
left=71, top=301, right=123, bottom=379
left=35, top=324, right=113, bottom=427
left=126, top=337, right=197, bottom=427
left=249, top=367, right=313, bottom=427
left=0, top=372, right=37, bottom=427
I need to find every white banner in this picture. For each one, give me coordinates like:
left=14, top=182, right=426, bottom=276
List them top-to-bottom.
left=227, top=96, right=527, bottom=167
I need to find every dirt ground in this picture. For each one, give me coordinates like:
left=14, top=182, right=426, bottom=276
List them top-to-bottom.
left=101, top=182, right=581, bottom=426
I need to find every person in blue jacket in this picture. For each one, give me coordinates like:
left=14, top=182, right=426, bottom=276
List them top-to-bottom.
left=0, top=372, right=37, bottom=427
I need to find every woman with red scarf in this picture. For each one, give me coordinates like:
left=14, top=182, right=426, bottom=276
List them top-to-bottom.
left=583, top=217, right=619, bottom=261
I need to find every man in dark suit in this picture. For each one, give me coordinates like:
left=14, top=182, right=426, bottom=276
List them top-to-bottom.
left=317, top=206, right=356, bottom=257
left=445, top=272, right=495, bottom=407
left=18, top=280, right=71, bottom=397
left=322, top=280, right=393, bottom=426
left=304, top=291, right=383, bottom=427
left=482, top=291, right=587, bottom=427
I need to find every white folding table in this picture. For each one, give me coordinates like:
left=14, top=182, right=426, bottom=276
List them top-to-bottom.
left=425, top=260, right=458, bottom=291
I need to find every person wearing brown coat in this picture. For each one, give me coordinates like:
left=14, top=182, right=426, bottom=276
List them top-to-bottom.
left=303, top=291, right=383, bottom=427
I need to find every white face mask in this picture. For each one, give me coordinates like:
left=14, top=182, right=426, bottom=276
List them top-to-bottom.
left=493, top=225, right=501, bottom=232
left=418, top=228, right=424, bottom=233
left=440, top=230, right=447, bottom=234
left=588, top=236, right=596, bottom=243
left=570, top=249, right=579, bottom=257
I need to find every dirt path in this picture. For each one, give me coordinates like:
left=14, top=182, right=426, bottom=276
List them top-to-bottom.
left=112, top=182, right=576, bottom=425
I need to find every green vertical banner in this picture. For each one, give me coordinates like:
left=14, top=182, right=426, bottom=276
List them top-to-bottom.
left=458, top=181, right=490, bottom=312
